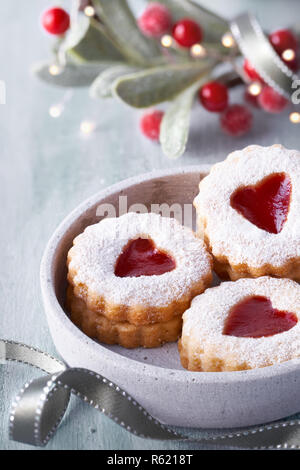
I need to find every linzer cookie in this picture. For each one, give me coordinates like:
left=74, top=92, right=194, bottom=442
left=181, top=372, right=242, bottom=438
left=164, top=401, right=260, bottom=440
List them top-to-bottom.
left=194, top=144, right=300, bottom=281
left=67, top=212, right=212, bottom=347
left=179, top=277, right=300, bottom=371
left=66, top=286, right=183, bottom=348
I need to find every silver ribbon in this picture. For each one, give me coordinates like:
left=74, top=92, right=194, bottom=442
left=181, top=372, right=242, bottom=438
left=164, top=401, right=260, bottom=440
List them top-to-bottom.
left=230, top=13, right=299, bottom=99
left=2, top=338, right=300, bottom=449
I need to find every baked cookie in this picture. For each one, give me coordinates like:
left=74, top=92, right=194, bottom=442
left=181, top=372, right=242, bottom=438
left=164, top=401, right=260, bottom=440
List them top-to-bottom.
left=194, top=144, right=300, bottom=281
left=67, top=212, right=212, bottom=326
left=179, top=277, right=300, bottom=371
left=66, top=286, right=182, bottom=348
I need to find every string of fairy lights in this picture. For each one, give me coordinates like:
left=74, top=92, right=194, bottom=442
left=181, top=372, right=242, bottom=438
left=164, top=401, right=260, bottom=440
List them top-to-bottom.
left=47, top=5, right=300, bottom=133
left=160, top=30, right=300, bottom=123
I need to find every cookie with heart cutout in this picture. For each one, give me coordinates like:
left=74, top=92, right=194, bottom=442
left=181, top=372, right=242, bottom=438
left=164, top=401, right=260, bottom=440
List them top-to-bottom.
left=194, top=144, right=300, bottom=281
left=67, top=212, right=212, bottom=329
left=179, top=277, right=300, bottom=371
left=66, top=286, right=183, bottom=349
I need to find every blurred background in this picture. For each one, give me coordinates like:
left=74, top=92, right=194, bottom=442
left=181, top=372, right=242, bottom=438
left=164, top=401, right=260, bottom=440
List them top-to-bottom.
left=1, top=0, right=300, bottom=450
left=1, top=1, right=300, bottom=214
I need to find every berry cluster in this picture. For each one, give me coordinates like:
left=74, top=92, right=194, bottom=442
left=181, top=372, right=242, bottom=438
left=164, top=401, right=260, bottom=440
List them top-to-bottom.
left=137, top=3, right=297, bottom=141
left=138, top=3, right=203, bottom=48
left=40, top=4, right=298, bottom=146
left=138, top=5, right=251, bottom=138
left=242, top=29, right=298, bottom=113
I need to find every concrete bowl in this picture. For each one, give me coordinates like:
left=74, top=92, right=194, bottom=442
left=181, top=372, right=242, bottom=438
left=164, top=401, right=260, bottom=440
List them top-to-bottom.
left=40, top=165, right=300, bottom=428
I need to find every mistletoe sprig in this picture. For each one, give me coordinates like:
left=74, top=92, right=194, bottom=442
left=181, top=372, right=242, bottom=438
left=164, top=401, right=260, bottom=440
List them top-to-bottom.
left=34, top=0, right=300, bottom=158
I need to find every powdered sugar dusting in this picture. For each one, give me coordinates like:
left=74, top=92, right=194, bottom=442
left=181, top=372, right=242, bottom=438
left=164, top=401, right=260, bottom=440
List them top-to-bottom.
left=194, top=144, right=300, bottom=267
left=68, top=212, right=212, bottom=307
left=182, top=277, right=300, bottom=368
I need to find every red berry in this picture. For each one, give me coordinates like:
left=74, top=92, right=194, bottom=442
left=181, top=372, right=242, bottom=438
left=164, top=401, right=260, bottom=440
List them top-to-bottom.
left=138, top=3, right=172, bottom=38
left=41, top=7, right=70, bottom=35
left=172, top=18, right=203, bottom=48
left=269, top=29, right=298, bottom=54
left=243, top=30, right=298, bottom=83
left=283, top=56, right=299, bottom=72
left=243, top=59, right=263, bottom=82
left=199, top=81, right=228, bottom=112
left=258, top=86, right=289, bottom=113
left=220, top=105, right=252, bottom=137
left=140, top=110, right=164, bottom=141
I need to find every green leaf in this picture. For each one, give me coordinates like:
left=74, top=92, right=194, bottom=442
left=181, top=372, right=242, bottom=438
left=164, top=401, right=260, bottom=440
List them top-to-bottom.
left=92, top=0, right=162, bottom=65
left=149, top=0, right=229, bottom=43
left=60, top=15, right=90, bottom=53
left=67, top=17, right=125, bottom=63
left=32, top=61, right=116, bottom=87
left=113, top=61, right=214, bottom=108
left=90, top=64, right=140, bottom=98
left=160, top=80, right=204, bottom=159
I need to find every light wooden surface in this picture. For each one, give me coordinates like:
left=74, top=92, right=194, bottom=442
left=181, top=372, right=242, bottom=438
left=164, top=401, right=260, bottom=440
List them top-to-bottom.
left=1, top=0, right=300, bottom=450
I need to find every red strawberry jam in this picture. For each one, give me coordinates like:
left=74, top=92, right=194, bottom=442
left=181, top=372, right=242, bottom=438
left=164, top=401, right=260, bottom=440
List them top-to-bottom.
left=230, top=173, right=291, bottom=234
left=115, top=237, right=175, bottom=277
left=223, top=296, right=297, bottom=338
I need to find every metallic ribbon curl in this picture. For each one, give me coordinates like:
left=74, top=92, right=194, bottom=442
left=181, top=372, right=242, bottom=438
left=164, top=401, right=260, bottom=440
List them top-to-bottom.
left=230, top=13, right=299, bottom=99
left=2, top=339, right=300, bottom=449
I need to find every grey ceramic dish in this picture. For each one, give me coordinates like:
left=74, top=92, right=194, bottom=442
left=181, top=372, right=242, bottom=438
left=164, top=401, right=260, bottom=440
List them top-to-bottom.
left=40, top=165, right=300, bottom=429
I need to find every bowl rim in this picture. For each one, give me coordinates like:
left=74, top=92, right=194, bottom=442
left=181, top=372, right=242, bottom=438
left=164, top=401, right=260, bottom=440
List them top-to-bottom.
left=40, top=164, right=300, bottom=385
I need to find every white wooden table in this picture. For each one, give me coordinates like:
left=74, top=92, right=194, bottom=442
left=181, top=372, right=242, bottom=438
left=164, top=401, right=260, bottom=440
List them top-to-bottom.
left=1, top=0, right=300, bottom=450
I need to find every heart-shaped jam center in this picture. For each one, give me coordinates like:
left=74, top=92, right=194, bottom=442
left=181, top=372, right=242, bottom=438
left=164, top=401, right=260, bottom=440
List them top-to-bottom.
left=230, top=173, right=291, bottom=234
left=115, top=237, right=176, bottom=278
left=223, top=296, right=297, bottom=338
